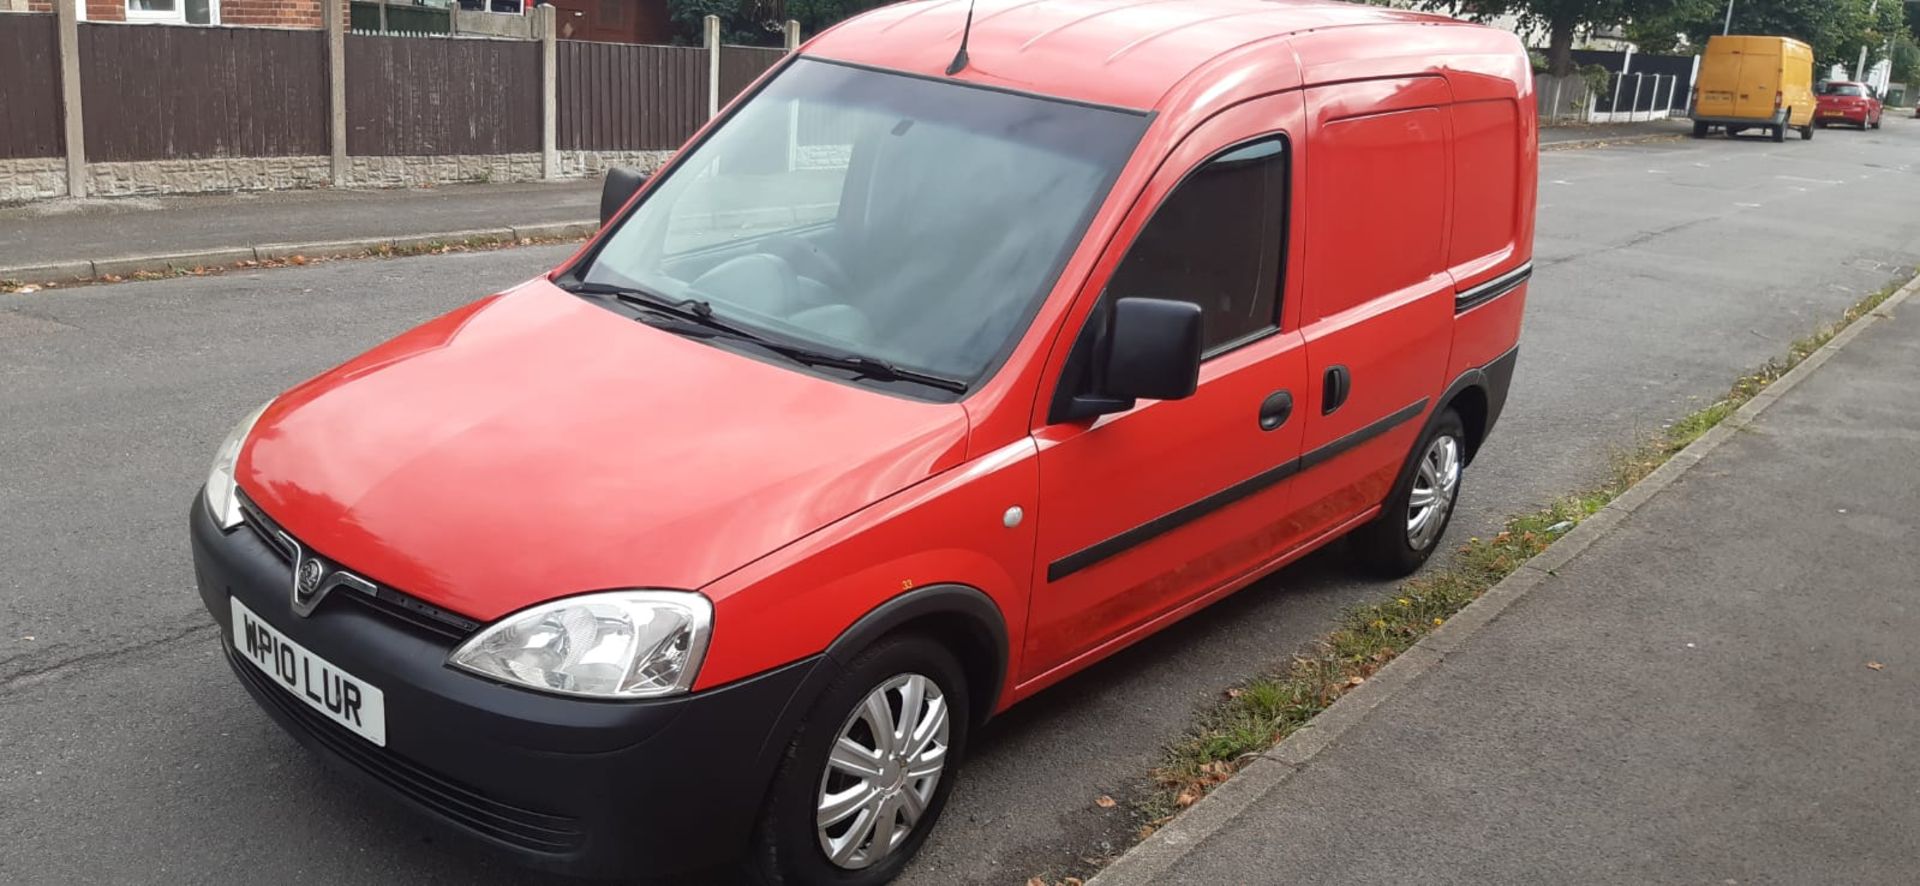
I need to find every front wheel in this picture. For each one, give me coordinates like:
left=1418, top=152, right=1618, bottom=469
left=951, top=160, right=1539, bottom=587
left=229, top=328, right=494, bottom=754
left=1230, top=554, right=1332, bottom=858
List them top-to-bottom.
left=1349, top=409, right=1466, bottom=578
left=749, top=635, right=969, bottom=885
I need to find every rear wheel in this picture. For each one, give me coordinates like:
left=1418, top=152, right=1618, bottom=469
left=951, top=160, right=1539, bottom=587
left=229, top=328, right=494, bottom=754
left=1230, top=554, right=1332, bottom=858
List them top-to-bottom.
left=1692, top=120, right=1709, bottom=138
left=1770, top=123, right=1787, bottom=142
left=1800, top=124, right=1814, bottom=140
left=1350, top=409, right=1466, bottom=578
left=749, top=635, right=969, bottom=886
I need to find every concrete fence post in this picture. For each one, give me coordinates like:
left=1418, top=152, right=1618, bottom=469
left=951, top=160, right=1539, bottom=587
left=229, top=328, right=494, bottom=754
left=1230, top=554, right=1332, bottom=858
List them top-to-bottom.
left=55, top=0, right=85, bottom=198
left=325, top=0, right=348, bottom=187
left=537, top=4, right=557, bottom=180
left=704, top=14, right=720, bottom=119
left=784, top=19, right=800, bottom=52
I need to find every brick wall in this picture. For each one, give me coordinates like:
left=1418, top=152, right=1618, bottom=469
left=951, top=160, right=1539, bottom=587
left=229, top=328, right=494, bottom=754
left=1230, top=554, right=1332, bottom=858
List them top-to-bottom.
left=221, top=0, right=322, bottom=27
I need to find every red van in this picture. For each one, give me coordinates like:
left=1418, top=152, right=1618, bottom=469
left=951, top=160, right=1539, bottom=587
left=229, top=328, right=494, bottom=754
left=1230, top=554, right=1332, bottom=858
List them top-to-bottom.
left=190, top=1, right=1535, bottom=881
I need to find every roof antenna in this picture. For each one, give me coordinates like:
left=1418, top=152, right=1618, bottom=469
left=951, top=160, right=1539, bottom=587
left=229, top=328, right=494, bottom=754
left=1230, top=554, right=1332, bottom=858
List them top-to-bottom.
left=946, top=0, right=976, bottom=75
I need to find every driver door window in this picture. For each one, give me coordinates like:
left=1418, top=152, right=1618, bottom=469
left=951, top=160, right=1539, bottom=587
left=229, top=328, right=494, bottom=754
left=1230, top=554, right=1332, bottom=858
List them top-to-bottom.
left=1105, top=137, right=1288, bottom=353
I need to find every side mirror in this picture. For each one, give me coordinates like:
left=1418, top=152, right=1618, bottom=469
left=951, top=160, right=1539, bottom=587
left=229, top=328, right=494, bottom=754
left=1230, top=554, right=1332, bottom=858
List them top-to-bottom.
left=600, top=166, right=648, bottom=228
left=1056, top=297, right=1204, bottom=422
left=1106, top=297, right=1203, bottom=400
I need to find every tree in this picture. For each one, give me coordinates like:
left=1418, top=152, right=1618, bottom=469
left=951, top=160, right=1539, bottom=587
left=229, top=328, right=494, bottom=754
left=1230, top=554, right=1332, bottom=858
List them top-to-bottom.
left=1426, top=0, right=1684, bottom=76
left=1630, top=0, right=1905, bottom=79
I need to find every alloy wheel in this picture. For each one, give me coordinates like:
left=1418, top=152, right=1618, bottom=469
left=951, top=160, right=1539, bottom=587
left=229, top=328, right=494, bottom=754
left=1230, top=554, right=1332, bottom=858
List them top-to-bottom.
left=1406, top=434, right=1461, bottom=551
left=816, top=673, right=950, bottom=870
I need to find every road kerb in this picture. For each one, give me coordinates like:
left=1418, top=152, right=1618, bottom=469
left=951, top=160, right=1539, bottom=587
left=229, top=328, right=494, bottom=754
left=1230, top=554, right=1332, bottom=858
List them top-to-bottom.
left=1540, top=131, right=1688, bottom=152
left=2, top=221, right=594, bottom=288
left=1086, top=270, right=1920, bottom=886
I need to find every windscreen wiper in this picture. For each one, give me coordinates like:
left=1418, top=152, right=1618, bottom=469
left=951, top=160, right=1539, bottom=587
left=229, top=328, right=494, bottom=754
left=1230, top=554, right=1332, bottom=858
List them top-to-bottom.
left=564, top=281, right=969, bottom=395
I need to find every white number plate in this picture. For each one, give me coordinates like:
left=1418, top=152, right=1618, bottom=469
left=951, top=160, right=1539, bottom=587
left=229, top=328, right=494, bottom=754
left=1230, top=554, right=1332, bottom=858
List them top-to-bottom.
left=231, top=597, right=388, bottom=746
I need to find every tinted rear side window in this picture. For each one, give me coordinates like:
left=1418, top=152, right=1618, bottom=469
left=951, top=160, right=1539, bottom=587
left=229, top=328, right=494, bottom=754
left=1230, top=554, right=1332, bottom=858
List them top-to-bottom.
left=1106, top=138, right=1288, bottom=352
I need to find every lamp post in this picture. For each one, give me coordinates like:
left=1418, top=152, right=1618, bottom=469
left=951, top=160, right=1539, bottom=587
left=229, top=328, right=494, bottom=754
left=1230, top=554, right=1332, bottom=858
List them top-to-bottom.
left=1721, top=0, right=1733, bottom=35
left=1857, top=0, right=1879, bottom=83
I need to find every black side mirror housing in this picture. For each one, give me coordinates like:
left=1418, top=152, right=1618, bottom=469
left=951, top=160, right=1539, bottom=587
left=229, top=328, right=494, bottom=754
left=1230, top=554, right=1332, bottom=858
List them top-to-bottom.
left=600, top=166, right=648, bottom=228
left=1055, top=297, right=1204, bottom=422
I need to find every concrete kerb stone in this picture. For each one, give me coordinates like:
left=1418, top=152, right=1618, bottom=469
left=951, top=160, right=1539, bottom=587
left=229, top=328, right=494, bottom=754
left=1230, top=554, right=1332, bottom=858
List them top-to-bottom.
left=1539, top=131, right=1688, bottom=152
left=510, top=220, right=597, bottom=240
left=3, top=222, right=598, bottom=288
left=90, top=248, right=258, bottom=279
left=0, top=261, right=95, bottom=284
left=1086, top=271, right=1920, bottom=886
left=1089, top=756, right=1301, bottom=886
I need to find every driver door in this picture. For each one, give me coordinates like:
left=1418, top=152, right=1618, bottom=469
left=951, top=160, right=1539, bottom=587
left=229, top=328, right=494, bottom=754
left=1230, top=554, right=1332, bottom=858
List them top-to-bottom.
left=1019, top=94, right=1312, bottom=685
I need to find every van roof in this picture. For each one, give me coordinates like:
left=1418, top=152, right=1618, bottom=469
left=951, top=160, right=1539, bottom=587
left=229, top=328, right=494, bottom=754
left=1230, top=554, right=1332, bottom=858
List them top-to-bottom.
left=802, top=0, right=1465, bottom=111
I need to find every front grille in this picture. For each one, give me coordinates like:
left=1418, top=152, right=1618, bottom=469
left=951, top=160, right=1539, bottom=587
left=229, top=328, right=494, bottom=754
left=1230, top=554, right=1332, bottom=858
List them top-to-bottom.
left=237, top=494, right=480, bottom=641
left=230, top=647, right=586, bottom=854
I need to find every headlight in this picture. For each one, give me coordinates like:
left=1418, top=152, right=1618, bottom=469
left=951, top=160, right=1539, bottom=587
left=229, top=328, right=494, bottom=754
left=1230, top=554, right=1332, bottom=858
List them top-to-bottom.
left=204, top=400, right=272, bottom=530
left=448, top=591, right=712, bottom=698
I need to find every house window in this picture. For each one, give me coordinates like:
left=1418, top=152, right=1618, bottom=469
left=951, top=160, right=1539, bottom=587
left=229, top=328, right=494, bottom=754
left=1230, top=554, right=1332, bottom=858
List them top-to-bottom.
left=126, top=0, right=218, bottom=24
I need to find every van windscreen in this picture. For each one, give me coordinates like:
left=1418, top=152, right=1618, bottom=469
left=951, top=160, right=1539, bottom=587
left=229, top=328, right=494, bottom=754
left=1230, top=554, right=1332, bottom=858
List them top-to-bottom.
left=578, top=58, right=1149, bottom=391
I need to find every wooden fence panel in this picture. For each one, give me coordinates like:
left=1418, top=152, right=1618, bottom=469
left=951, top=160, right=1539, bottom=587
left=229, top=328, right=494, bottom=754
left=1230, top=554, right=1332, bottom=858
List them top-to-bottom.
left=0, top=13, right=63, bottom=160
left=79, top=23, right=326, bottom=162
left=346, top=34, right=541, bottom=156
left=557, top=40, right=707, bottom=152
left=718, top=45, right=784, bottom=108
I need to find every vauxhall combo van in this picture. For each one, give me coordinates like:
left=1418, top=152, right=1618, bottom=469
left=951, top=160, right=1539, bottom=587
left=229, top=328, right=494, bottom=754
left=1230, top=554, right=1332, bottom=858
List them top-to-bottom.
left=190, top=1, right=1535, bottom=882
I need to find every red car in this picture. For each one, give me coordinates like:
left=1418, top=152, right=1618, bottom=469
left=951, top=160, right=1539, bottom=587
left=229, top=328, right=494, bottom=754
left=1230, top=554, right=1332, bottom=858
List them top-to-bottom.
left=191, top=0, right=1535, bottom=881
left=1816, top=81, right=1883, bottom=129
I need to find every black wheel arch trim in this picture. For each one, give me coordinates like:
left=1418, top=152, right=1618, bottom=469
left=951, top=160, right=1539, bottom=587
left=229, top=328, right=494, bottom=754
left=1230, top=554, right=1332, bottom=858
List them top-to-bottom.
left=1379, top=344, right=1520, bottom=518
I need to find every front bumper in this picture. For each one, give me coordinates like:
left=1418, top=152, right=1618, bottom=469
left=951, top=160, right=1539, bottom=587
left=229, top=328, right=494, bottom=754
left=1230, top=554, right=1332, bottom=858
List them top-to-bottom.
left=189, top=495, right=821, bottom=878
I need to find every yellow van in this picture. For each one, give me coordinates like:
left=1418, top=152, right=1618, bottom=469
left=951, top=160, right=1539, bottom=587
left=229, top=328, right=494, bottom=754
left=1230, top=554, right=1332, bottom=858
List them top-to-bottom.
left=1691, top=35, right=1816, bottom=141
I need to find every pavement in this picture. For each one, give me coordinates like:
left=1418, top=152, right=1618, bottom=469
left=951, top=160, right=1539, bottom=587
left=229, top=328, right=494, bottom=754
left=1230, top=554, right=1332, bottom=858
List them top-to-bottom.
left=2, top=120, right=1919, bottom=885
left=0, top=180, right=600, bottom=282
left=1093, top=274, right=1920, bottom=886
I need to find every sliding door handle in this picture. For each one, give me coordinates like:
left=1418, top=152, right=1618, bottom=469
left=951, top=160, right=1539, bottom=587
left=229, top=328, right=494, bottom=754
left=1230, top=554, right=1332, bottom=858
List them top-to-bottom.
left=1322, top=365, right=1351, bottom=415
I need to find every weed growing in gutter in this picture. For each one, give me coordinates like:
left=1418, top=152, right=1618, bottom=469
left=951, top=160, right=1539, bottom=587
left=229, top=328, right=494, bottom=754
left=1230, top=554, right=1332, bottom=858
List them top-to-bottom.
left=1130, top=277, right=1906, bottom=841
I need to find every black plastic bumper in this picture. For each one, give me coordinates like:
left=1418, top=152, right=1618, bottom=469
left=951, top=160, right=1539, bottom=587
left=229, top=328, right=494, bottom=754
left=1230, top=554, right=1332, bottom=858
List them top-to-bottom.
left=189, top=495, right=821, bottom=879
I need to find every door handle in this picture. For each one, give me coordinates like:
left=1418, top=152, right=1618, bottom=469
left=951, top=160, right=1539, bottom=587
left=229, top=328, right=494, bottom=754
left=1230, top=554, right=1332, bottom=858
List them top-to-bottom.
left=1322, top=365, right=1351, bottom=415
left=1258, top=390, right=1293, bottom=431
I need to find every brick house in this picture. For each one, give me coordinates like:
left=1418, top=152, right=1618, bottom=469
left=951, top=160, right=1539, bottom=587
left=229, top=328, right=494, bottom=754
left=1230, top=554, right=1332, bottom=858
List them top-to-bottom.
left=21, top=0, right=669, bottom=42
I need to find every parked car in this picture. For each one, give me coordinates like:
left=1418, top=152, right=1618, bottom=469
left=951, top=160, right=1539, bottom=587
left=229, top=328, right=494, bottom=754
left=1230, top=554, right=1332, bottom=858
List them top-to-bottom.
left=189, top=0, right=1535, bottom=882
left=1692, top=34, right=1817, bottom=141
left=1816, top=81, right=1883, bottom=129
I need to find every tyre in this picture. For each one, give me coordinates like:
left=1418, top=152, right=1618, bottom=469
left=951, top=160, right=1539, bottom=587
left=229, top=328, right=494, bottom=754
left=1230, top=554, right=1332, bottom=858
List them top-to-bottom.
left=1871, top=114, right=1881, bottom=130
left=1692, top=120, right=1709, bottom=138
left=1770, top=123, right=1786, bottom=142
left=1800, top=124, right=1814, bottom=141
left=1349, top=408, right=1466, bottom=578
left=749, top=634, right=969, bottom=886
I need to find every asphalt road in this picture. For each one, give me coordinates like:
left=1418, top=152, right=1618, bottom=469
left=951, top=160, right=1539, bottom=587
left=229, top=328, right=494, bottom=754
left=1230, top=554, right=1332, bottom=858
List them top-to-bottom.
left=3, top=119, right=1919, bottom=885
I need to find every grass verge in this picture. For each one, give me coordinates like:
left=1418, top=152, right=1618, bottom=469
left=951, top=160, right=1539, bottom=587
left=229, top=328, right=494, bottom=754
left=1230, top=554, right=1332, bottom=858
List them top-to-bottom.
left=1129, top=277, right=1906, bottom=840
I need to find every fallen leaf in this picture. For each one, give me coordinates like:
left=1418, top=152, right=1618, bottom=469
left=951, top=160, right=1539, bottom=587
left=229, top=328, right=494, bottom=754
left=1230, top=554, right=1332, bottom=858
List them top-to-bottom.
left=290, top=255, right=308, bottom=265
left=1867, top=661, right=1885, bottom=671
left=1345, top=675, right=1367, bottom=688
left=1225, top=687, right=1244, bottom=699
left=1175, top=788, right=1199, bottom=807
left=1094, top=795, right=1116, bottom=809
left=1136, top=825, right=1157, bottom=840
left=1026, top=878, right=1047, bottom=886
left=1063, top=879, right=1085, bottom=886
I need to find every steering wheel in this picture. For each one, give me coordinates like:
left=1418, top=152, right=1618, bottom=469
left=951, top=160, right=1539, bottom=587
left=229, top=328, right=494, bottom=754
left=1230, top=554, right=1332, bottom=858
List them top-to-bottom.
left=762, top=233, right=851, bottom=293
